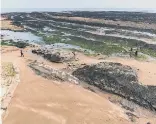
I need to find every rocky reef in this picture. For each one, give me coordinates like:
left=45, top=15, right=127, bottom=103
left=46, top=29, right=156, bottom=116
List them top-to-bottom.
left=1, top=40, right=29, bottom=48
left=14, top=41, right=29, bottom=48
left=32, top=48, right=75, bottom=63
left=29, top=62, right=80, bottom=85
left=72, top=62, right=156, bottom=111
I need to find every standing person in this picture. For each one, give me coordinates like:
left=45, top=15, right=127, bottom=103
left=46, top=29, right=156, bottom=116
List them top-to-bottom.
left=130, top=47, right=133, bottom=57
left=130, top=47, right=133, bottom=52
left=20, top=49, right=24, bottom=57
left=135, top=50, right=138, bottom=57
left=72, top=51, right=76, bottom=59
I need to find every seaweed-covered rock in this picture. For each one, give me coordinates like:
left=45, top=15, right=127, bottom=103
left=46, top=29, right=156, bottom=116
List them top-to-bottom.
left=1, top=40, right=29, bottom=48
left=14, top=41, right=29, bottom=48
left=73, top=62, right=156, bottom=111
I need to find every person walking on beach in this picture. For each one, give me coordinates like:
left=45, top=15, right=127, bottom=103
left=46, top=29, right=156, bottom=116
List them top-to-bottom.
left=130, top=47, right=133, bottom=57
left=20, top=49, right=24, bottom=57
left=72, top=51, right=76, bottom=59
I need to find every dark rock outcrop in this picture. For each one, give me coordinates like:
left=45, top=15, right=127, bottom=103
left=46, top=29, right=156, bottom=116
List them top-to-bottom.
left=1, top=40, right=29, bottom=48
left=14, top=41, right=29, bottom=48
left=32, top=48, right=75, bottom=63
left=72, top=62, right=156, bottom=111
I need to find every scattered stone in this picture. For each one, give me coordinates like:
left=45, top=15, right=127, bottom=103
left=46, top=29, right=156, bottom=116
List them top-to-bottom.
left=75, top=58, right=79, bottom=61
left=81, top=63, right=87, bottom=66
left=126, top=112, right=138, bottom=122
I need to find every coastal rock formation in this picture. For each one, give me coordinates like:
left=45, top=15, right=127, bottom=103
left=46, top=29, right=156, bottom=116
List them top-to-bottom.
left=1, top=40, right=29, bottom=48
left=14, top=41, right=29, bottom=48
left=32, top=48, right=75, bottom=63
left=29, top=62, right=79, bottom=85
left=72, top=62, right=156, bottom=111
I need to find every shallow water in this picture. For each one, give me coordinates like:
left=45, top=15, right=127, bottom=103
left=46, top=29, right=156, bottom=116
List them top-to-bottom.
left=1, top=30, right=42, bottom=43
left=41, top=43, right=94, bottom=54
left=43, top=43, right=81, bottom=49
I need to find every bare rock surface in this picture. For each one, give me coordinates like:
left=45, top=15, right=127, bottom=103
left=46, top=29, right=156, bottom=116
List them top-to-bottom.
left=32, top=48, right=75, bottom=63
left=29, top=61, right=80, bottom=85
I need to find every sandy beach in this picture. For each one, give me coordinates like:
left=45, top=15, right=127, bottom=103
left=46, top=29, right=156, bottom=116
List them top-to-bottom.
left=1, top=10, right=156, bottom=124
left=1, top=46, right=156, bottom=124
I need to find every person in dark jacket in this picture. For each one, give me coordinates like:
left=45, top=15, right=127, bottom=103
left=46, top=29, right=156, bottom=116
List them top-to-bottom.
left=20, top=49, right=24, bottom=57
left=135, top=50, right=138, bottom=57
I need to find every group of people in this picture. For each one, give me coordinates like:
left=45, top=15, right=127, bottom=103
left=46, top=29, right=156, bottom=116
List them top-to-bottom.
left=130, top=47, right=138, bottom=57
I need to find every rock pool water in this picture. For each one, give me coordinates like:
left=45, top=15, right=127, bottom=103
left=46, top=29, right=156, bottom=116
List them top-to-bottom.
left=1, top=30, right=42, bottom=43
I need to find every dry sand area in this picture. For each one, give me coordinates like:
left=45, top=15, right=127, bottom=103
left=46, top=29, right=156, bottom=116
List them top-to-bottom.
left=1, top=46, right=156, bottom=124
